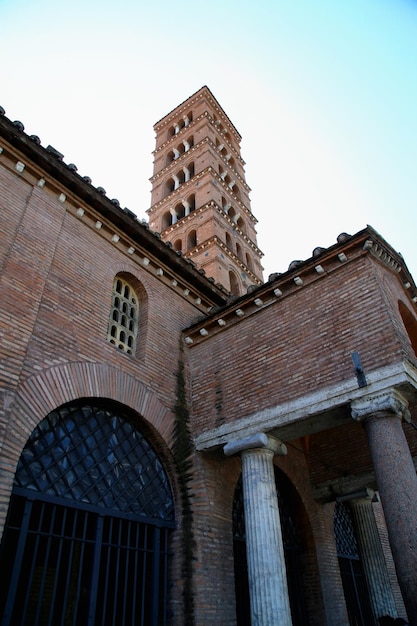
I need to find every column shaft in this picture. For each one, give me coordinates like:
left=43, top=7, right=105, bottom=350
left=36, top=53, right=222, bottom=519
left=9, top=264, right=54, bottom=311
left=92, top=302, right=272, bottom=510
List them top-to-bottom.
left=363, top=413, right=417, bottom=625
left=241, top=447, right=292, bottom=626
left=350, top=497, right=397, bottom=623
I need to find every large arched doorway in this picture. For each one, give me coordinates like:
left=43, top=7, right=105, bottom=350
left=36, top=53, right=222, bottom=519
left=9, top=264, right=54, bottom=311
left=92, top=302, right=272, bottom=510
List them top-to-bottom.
left=0, top=399, right=175, bottom=626
left=233, top=467, right=309, bottom=626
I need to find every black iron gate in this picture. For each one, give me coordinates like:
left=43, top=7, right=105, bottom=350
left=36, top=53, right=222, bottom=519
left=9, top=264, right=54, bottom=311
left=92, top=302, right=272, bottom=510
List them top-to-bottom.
left=0, top=400, right=175, bottom=626
left=334, top=502, right=373, bottom=626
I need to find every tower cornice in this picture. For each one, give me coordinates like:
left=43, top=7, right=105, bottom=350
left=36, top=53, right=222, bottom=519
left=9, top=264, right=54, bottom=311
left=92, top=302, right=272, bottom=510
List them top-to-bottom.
left=153, top=86, right=242, bottom=143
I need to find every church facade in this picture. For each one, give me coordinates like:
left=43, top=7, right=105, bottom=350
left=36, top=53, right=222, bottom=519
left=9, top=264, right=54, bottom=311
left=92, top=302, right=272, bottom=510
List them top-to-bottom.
left=0, top=86, right=416, bottom=625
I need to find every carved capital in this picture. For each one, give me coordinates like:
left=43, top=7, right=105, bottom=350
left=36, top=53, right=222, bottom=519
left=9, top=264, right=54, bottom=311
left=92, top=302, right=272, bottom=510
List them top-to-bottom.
left=351, top=389, right=410, bottom=423
left=224, top=433, right=287, bottom=457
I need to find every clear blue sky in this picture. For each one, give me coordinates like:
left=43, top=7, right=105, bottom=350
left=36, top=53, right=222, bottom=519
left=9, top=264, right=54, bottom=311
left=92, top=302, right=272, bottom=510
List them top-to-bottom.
left=1, top=0, right=417, bottom=280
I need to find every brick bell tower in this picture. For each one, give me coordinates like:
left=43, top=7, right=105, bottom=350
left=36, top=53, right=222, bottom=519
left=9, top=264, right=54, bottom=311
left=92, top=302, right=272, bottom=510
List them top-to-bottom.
left=147, top=86, right=264, bottom=296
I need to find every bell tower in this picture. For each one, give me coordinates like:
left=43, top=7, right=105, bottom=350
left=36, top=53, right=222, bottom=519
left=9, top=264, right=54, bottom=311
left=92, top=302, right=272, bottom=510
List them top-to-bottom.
left=147, top=86, right=264, bottom=296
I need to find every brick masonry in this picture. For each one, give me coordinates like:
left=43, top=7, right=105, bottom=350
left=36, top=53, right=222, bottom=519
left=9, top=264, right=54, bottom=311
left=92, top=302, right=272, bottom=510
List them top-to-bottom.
left=1, top=96, right=417, bottom=624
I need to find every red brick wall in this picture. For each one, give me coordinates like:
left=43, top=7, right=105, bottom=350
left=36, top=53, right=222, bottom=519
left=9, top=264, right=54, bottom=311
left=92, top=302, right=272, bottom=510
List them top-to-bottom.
left=0, top=155, right=207, bottom=624
left=188, top=255, right=406, bottom=435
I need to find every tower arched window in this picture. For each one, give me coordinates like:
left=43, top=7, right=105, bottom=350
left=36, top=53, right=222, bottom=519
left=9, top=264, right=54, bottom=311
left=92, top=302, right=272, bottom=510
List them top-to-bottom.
left=184, top=162, right=194, bottom=180
left=177, top=169, right=186, bottom=185
left=166, top=178, right=175, bottom=195
left=187, top=194, right=196, bottom=213
left=222, top=197, right=231, bottom=213
left=174, top=202, right=185, bottom=221
left=161, top=211, right=171, bottom=230
left=236, top=216, right=245, bottom=233
left=187, top=230, right=197, bottom=251
left=225, top=232, right=232, bottom=249
left=174, top=239, right=182, bottom=252
left=236, top=243, right=243, bottom=261
left=246, top=252, right=253, bottom=270
left=229, top=271, right=240, bottom=296
left=107, top=276, right=139, bottom=355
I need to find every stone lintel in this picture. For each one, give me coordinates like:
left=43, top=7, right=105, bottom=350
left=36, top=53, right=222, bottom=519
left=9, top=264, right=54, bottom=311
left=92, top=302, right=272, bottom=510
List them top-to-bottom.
left=351, top=389, right=410, bottom=423
left=224, top=432, right=287, bottom=457
left=336, top=487, right=377, bottom=503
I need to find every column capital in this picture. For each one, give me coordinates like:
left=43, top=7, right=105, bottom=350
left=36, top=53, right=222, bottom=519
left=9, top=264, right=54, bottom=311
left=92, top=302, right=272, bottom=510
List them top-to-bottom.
left=351, top=389, right=410, bottom=423
left=223, top=432, right=287, bottom=457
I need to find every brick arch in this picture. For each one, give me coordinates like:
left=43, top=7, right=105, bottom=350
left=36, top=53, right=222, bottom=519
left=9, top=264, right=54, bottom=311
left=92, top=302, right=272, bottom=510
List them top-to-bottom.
left=15, top=361, right=174, bottom=445
left=0, top=362, right=175, bottom=534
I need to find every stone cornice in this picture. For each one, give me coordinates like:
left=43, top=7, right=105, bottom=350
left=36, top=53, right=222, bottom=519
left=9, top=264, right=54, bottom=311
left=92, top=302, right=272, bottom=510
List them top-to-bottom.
left=183, top=227, right=417, bottom=346
left=363, top=238, right=402, bottom=273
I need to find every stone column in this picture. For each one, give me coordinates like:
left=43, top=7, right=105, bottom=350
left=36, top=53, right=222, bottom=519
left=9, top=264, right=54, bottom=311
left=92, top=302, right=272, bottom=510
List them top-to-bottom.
left=172, top=174, right=180, bottom=190
left=351, top=389, right=417, bottom=626
left=224, top=433, right=292, bottom=626
left=349, top=492, right=397, bottom=624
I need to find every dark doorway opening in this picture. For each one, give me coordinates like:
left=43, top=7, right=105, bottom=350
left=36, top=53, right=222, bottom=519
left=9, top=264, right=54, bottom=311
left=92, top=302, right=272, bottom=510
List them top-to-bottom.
left=0, top=399, right=175, bottom=626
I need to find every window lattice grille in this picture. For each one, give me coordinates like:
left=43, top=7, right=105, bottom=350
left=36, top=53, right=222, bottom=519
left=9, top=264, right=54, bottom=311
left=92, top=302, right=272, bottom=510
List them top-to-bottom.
left=107, top=277, right=138, bottom=355
left=15, top=401, right=175, bottom=521
left=334, top=502, right=359, bottom=558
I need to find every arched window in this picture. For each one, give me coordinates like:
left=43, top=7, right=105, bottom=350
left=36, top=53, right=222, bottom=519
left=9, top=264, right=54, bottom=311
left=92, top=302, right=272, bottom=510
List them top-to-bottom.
left=185, top=162, right=195, bottom=179
left=177, top=169, right=185, bottom=185
left=166, top=178, right=175, bottom=195
left=187, top=194, right=196, bottom=213
left=221, top=197, right=232, bottom=215
left=174, top=202, right=185, bottom=221
left=161, top=210, right=171, bottom=230
left=236, top=216, right=245, bottom=233
left=187, top=230, right=197, bottom=251
left=225, top=232, right=232, bottom=249
left=174, top=239, right=182, bottom=252
left=236, top=243, right=243, bottom=261
left=246, top=252, right=252, bottom=270
left=229, top=271, right=240, bottom=296
left=107, top=276, right=139, bottom=355
left=399, top=300, right=417, bottom=357
left=0, top=399, right=174, bottom=625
